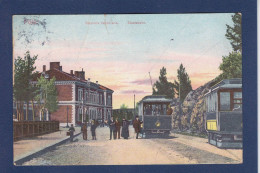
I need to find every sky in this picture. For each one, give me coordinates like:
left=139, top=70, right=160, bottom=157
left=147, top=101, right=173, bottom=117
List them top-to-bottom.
left=13, top=14, right=234, bottom=109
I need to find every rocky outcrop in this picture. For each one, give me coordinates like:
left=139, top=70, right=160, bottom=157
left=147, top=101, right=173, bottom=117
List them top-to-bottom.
left=171, top=80, right=213, bottom=133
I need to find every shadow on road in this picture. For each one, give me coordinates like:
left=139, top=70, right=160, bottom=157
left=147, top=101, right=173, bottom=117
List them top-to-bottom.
left=140, top=135, right=178, bottom=139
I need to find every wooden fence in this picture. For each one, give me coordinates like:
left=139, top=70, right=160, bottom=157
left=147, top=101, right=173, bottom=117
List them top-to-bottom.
left=13, top=121, right=59, bottom=141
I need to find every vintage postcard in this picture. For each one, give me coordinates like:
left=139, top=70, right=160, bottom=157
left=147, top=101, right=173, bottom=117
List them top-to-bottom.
left=13, top=14, right=243, bottom=166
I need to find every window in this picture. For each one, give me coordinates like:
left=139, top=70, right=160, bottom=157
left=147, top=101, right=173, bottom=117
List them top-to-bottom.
left=78, top=89, right=83, bottom=101
left=85, top=91, right=88, bottom=102
left=207, top=92, right=217, bottom=112
left=220, top=92, right=230, bottom=111
left=233, top=92, right=242, bottom=111
left=90, top=93, right=93, bottom=103
left=100, top=94, right=102, bottom=104
left=108, top=95, right=111, bottom=106
left=78, top=107, right=83, bottom=121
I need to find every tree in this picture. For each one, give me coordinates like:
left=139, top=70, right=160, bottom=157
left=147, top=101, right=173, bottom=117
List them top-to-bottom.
left=210, top=13, right=242, bottom=87
left=225, top=13, right=242, bottom=52
left=13, top=51, right=38, bottom=121
left=219, top=52, right=242, bottom=79
left=173, top=64, right=192, bottom=102
left=152, top=67, right=175, bottom=98
left=35, top=76, right=58, bottom=120
left=120, top=104, right=128, bottom=109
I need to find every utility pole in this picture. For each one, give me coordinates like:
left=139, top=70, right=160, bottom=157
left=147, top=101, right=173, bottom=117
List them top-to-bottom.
left=149, top=72, right=153, bottom=91
left=134, top=94, right=135, bottom=118
left=66, top=106, right=69, bottom=128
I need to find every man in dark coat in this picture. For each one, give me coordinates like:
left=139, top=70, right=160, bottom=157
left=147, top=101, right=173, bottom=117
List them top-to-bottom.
left=108, top=116, right=116, bottom=140
left=133, top=116, right=143, bottom=139
left=115, top=118, right=121, bottom=139
left=121, top=118, right=130, bottom=139
left=91, top=119, right=98, bottom=140
left=81, top=123, right=88, bottom=140
left=69, top=124, right=75, bottom=142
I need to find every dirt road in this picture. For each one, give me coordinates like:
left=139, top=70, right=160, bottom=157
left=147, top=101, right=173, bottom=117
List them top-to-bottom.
left=23, top=126, right=242, bottom=165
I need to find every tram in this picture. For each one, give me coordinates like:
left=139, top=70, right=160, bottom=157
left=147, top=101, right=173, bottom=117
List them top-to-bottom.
left=205, top=78, right=242, bottom=148
left=138, top=95, right=172, bottom=137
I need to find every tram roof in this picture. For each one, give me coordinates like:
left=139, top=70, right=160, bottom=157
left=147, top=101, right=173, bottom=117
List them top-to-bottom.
left=204, top=78, right=242, bottom=96
left=139, top=95, right=173, bottom=103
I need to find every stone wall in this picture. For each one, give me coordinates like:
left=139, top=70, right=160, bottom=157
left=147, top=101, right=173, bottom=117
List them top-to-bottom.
left=171, top=80, right=213, bottom=133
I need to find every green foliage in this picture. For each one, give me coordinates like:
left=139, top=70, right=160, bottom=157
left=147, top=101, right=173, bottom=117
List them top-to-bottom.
left=211, top=13, right=242, bottom=87
left=225, top=13, right=242, bottom=52
left=13, top=51, right=38, bottom=101
left=13, top=51, right=38, bottom=120
left=210, top=51, right=242, bottom=87
left=219, top=52, right=242, bottom=79
left=173, top=64, right=192, bottom=102
left=152, top=67, right=175, bottom=98
left=35, top=76, right=59, bottom=114
left=120, top=103, right=128, bottom=110
left=113, top=104, right=135, bottom=121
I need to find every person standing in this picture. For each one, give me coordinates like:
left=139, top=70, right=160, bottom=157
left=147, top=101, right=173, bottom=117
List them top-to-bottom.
left=167, top=105, right=173, bottom=115
left=108, top=116, right=116, bottom=140
left=133, top=116, right=143, bottom=139
left=115, top=118, right=121, bottom=139
left=121, top=118, right=130, bottom=139
left=91, top=119, right=98, bottom=140
left=81, top=123, right=88, bottom=140
left=69, top=124, right=75, bottom=142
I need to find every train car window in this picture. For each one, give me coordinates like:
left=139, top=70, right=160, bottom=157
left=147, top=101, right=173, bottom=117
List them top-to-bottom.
left=220, top=92, right=231, bottom=111
left=233, top=92, right=242, bottom=111
left=207, top=95, right=210, bottom=112
left=144, top=104, right=152, bottom=115
left=152, top=104, right=155, bottom=116
left=163, top=104, right=167, bottom=115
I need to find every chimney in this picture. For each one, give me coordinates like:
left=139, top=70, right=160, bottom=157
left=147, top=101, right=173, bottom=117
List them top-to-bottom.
left=50, top=62, right=60, bottom=70
left=43, top=65, right=46, bottom=72
left=59, top=66, right=62, bottom=71
left=70, top=70, right=73, bottom=75
left=74, top=70, right=85, bottom=80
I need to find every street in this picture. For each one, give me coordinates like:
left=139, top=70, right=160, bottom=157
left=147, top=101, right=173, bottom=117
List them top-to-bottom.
left=23, top=126, right=242, bottom=165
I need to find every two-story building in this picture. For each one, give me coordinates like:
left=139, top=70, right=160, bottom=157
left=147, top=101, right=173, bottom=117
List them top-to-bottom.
left=32, top=62, right=113, bottom=126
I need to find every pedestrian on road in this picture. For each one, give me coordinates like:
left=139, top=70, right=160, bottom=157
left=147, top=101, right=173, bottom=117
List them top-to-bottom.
left=167, top=105, right=173, bottom=115
left=108, top=116, right=116, bottom=140
left=133, top=116, right=143, bottom=139
left=115, top=118, right=121, bottom=139
left=121, top=118, right=130, bottom=139
left=91, top=119, right=98, bottom=140
left=81, top=123, right=88, bottom=140
left=69, top=124, right=75, bottom=142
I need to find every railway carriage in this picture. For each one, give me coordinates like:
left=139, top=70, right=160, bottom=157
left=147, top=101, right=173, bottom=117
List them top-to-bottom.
left=205, top=78, right=242, bottom=148
left=138, top=95, right=172, bottom=137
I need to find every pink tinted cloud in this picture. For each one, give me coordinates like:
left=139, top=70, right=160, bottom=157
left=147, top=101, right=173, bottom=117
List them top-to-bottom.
left=189, top=72, right=220, bottom=78
left=105, top=84, right=128, bottom=90
left=120, top=90, right=151, bottom=95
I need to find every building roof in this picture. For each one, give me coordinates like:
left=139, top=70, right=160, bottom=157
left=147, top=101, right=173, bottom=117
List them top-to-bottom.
left=32, top=68, right=114, bottom=92
left=204, top=78, right=242, bottom=96
left=139, top=95, right=173, bottom=103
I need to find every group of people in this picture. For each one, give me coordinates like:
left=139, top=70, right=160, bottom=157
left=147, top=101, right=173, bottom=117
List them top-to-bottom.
left=144, top=104, right=173, bottom=116
left=68, top=116, right=143, bottom=142
left=108, top=116, right=143, bottom=140
left=68, top=119, right=99, bottom=142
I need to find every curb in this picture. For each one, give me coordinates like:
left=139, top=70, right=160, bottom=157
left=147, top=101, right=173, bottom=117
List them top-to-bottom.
left=14, top=132, right=82, bottom=166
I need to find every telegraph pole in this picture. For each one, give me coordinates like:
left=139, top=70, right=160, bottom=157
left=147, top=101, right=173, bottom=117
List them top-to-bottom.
left=134, top=94, right=136, bottom=118
left=66, top=106, right=69, bottom=128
